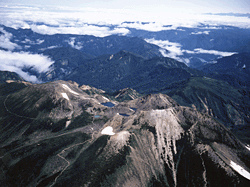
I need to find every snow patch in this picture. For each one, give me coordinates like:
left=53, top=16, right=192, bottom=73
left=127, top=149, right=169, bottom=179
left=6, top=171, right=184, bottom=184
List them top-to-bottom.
left=62, top=84, right=79, bottom=95
left=61, top=93, right=69, bottom=100
left=102, top=96, right=109, bottom=101
left=65, top=120, right=71, bottom=128
left=101, top=126, right=115, bottom=135
left=246, top=145, right=250, bottom=151
left=230, top=161, right=250, bottom=180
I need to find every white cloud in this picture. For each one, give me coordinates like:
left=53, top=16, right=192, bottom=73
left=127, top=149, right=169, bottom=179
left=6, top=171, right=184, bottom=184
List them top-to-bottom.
left=1, top=4, right=250, bottom=36
left=119, top=22, right=178, bottom=32
left=29, top=24, right=130, bottom=37
left=0, top=27, right=20, bottom=50
left=191, top=31, right=210, bottom=35
left=65, top=37, right=83, bottom=50
left=66, top=37, right=76, bottom=48
left=21, top=38, right=44, bottom=45
left=145, top=38, right=183, bottom=61
left=145, top=38, right=236, bottom=64
left=38, top=45, right=59, bottom=51
left=184, top=48, right=236, bottom=56
left=0, top=50, right=54, bottom=82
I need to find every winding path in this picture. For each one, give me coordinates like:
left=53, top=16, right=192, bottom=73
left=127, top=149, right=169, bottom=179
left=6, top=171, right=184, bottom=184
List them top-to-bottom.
left=2, top=93, right=104, bottom=187
left=4, top=94, right=36, bottom=120
left=48, top=130, right=98, bottom=187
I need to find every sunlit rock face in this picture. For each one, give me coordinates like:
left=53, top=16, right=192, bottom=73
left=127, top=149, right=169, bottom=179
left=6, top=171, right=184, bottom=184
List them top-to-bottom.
left=0, top=81, right=250, bottom=187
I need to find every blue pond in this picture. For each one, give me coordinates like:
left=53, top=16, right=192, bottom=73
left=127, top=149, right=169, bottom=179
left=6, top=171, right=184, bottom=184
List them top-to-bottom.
left=101, top=102, right=115, bottom=108
left=130, top=108, right=137, bottom=111
left=119, top=113, right=130, bottom=117
left=94, top=115, right=100, bottom=118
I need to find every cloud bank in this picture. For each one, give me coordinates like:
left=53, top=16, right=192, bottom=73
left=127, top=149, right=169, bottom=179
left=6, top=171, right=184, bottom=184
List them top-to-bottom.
left=1, top=4, right=250, bottom=36
left=30, top=24, right=130, bottom=37
left=0, top=27, right=20, bottom=50
left=191, top=31, right=210, bottom=35
left=145, top=38, right=183, bottom=61
left=146, top=38, right=237, bottom=63
left=183, top=48, right=236, bottom=56
left=0, top=50, right=54, bottom=82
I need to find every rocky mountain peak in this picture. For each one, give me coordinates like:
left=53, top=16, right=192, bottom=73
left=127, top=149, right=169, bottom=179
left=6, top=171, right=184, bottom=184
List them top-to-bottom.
left=1, top=81, right=250, bottom=186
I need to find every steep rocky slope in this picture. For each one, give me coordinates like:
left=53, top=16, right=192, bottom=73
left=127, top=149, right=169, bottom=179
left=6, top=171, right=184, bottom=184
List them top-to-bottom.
left=159, top=77, right=250, bottom=143
left=0, top=81, right=250, bottom=186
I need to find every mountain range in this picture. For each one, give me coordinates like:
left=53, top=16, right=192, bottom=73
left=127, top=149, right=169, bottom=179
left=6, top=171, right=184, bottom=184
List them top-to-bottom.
left=1, top=22, right=250, bottom=186
left=2, top=24, right=250, bottom=68
left=1, top=25, right=163, bottom=59
left=47, top=50, right=203, bottom=92
left=200, top=52, right=250, bottom=88
left=0, top=80, right=250, bottom=186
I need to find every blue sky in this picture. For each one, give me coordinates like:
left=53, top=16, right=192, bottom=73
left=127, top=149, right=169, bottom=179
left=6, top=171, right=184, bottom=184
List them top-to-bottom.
left=1, top=0, right=250, bottom=13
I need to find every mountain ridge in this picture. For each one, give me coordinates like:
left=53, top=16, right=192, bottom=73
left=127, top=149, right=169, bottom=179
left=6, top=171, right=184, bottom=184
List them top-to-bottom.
left=200, top=52, right=250, bottom=88
left=0, top=80, right=250, bottom=186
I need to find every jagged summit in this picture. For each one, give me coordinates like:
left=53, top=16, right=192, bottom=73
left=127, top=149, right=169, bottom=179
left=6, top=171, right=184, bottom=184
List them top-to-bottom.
left=110, top=87, right=141, bottom=101
left=126, top=93, right=179, bottom=111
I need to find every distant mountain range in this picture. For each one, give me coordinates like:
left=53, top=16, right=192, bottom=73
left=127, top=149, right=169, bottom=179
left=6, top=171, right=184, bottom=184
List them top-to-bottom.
left=2, top=24, right=250, bottom=68
left=1, top=25, right=163, bottom=59
left=36, top=49, right=203, bottom=92
left=200, top=52, right=250, bottom=88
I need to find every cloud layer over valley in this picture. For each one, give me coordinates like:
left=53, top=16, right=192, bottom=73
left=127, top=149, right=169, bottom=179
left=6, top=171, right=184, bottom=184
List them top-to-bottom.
left=0, top=2, right=249, bottom=77
left=0, top=27, right=20, bottom=50
left=145, top=38, right=237, bottom=64
left=0, top=50, right=54, bottom=82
